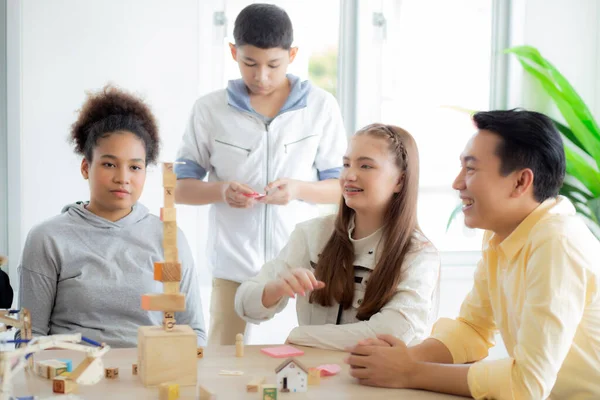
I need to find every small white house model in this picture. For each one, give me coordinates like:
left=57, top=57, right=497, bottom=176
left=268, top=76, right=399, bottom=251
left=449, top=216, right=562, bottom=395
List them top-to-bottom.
left=274, top=357, right=308, bottom=393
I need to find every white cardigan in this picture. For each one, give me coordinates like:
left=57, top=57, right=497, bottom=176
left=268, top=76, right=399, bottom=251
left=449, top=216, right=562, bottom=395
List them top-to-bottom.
left=234, top=214, right=441, bottom=350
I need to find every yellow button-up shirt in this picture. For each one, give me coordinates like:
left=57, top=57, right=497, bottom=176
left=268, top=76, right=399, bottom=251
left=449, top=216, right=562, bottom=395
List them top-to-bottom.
left=431, top=196, right=600, bottom=399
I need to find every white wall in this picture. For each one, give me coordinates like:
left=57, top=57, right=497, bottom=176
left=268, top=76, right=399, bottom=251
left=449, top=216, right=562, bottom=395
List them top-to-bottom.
left=507, top=0, right=600, bottom=117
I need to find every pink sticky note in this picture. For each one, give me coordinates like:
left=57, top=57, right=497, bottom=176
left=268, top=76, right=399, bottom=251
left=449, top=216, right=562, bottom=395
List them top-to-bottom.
left=260, top=345, right=305, bottom=358
left=316, top=364, right=341, bottom=376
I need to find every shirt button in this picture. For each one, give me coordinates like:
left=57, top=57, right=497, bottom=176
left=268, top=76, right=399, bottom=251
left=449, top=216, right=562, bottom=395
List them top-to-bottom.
left=368, top=250, right=373, bottom=254
left=357, top=298, right=363, bottom=305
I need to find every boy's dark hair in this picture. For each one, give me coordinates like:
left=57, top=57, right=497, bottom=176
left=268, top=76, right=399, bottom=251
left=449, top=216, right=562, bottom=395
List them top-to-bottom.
left=233, top=3, right=293, bottom=49
left=70, top=85, right=160, bottom=165
left=473, top=109, right=565, bottom=202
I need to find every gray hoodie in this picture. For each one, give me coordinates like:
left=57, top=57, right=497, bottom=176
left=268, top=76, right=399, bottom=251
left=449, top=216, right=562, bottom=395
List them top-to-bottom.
left=18, top=202, right=206, bottom=347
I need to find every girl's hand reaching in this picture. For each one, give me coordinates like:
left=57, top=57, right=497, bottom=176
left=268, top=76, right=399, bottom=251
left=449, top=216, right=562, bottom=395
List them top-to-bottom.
left=262, top=268, right=325, bottom=308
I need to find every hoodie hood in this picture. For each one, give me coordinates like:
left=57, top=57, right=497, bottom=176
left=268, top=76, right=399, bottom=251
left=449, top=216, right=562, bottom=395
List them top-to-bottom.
left=226, top=74, right=311, bottom=118
left=61, top=202, right=150, bottom=229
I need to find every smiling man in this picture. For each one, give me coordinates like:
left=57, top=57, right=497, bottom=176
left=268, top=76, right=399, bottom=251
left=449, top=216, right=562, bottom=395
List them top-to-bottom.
left=345, top=109, right=600, bottom=399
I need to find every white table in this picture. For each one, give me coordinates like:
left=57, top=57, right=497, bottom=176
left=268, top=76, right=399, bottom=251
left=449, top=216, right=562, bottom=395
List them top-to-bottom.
left=9, top=345, right=463, bottom=399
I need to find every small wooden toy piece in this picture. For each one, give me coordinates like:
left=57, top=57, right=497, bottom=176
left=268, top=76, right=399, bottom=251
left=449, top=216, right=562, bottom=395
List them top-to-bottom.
left=160, top=207, right=177, bottom=222
left=154, top=261, right=182, bottom=282
left=141, top=293, right=186, bottom=312
left=163, top=311, right=176, bottom=331
left=235, top=333, right=244, bottom=357
left=260, top=345, right=304, bottom=358
left=196, top=347, right=204, bottom=358
left=57, top=358, right=73, bottom=372
left=275, top=358, right=308, bottom=393
left=35, top=360, right=68, bottom=379
left=132, top=363, right=138, bottom=375
left=104, top=367, right=119, bottom=379
left=308, top=368, right=321, bottom=386
left=218, top=369, right=244, bottom=376
left=52, top=375, right=78, bottom=394
left=246, top=376, right=266, bottom=392
left=159, top=382, right=180, bottom=400
left=198, top=384, right=217, bottom=400
left=261, top=384, right=278, bottom=400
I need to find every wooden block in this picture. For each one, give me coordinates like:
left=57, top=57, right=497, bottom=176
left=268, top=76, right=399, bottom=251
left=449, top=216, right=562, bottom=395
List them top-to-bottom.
left=162, top=162, right=174, bottom=174
left=163, top=172, right=177, bottom=188
left=164, top=187, right=175, bottom=208
left=160, top=207, right=177, bottom=222
left=163, top=221, right=177, bottom=245
left=164, top=246, right=179, bottom=262
left=154, top=261, right=182, bottom=282
left=164, top=282, right=180, bottom=293
left=141, top=293, right=185, bottom=312
left=163, top=311, right=176, bottom=331
left=137, top=325, right=197, bottom=387
left=236, top=333, right=244, bottom=357
left=196, top=347, right=203, bottom=358
left=69, top=357, right=97, bottom=383
left=36, top=360, right=67, bottom=379
left=132, top=364, right=138, bottom=375
left=105, top=367, right=119, bottom=379
left=308, top=368, right=321, bottom=385
left=52, top=376, right=77, bottom=394
left=247, top=376, right=266, bottom=392
left=159, top=382, right=180, bottom=400
left=261, top=384, right=278, bottom=400
left=198, top=385, right=217, bottom=400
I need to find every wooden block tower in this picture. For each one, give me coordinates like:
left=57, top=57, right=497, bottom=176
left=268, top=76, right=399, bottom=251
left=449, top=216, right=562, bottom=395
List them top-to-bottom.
left=137, top=162, right=197, bottom=387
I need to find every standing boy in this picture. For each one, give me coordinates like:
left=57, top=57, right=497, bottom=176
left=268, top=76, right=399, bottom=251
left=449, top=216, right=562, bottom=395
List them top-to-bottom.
left=175, top=3, right=347, bottom=345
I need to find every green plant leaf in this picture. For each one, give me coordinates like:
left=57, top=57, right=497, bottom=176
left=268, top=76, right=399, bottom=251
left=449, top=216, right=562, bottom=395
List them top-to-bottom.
left=507, top=46, right=600, bottom=140
left=513, top=58, right=600, bottom=168
left=552, top=119, right=590, bottom=157
left=564, top=148, right=600, bottom=197
left=588, top=197, right=600, bottom=223
left=446, top=203, right=463, bottom=232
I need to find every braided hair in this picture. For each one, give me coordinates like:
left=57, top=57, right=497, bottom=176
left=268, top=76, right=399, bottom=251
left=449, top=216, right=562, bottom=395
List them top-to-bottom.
left=70, top=85, right=160, bottom=165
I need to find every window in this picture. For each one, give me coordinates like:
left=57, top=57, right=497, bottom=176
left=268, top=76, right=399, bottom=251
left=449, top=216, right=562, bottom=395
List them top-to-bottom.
left=355, top=0, right=492, bottom=252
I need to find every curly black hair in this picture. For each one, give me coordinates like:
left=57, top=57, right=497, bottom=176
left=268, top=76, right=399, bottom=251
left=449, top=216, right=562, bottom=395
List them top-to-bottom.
left=70, top=85, right=160, bottom=165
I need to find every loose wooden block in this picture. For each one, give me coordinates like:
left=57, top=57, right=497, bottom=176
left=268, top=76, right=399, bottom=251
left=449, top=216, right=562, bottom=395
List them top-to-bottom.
left=164, top=187, right=175, bottom=208
left=160, top=207, right=177, bottom=222
left=163, top=221, right=177, bottom=245
left=164, top=246, right=179, bottom=262
left=154, top=261, right=182, bottom=282
left=164, top=282, right=180, bottom=294
left=141, top=293, right=186, bottom=312
left=137, top=325, right=197, bottom=387
left=236, top=333, right=244, bottom=357
left=196, top=347, right=204, bottom=358
left=36, top=360, right=67, bottom=379
left=132, top=364, right=138, bottom=375
left=105, top=367, right=119, bottom=379
left=308, top=368, right=321, bottom=385
left=52, top=376, right=77, bottom=394
left=247, top=376, right=266, bottom=392
left=159, top=382, right=180, bottom=400
left=261, top=384, right=278, bottom=400
left=198, top=385, right=217, bottom=400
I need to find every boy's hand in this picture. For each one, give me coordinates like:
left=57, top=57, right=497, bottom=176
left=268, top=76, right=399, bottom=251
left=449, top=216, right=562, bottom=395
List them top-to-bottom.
left=260, top=178, right=300, bottom=205
left=223, top=182, right=257, bottom=209
left=261, top=268, right=326, bottom=308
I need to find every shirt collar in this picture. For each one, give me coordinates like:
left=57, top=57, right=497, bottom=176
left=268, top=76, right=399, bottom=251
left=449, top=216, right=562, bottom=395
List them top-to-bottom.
left=488, top=196, right=574, bottom=260
left=347, top=216, right=384, bottom=266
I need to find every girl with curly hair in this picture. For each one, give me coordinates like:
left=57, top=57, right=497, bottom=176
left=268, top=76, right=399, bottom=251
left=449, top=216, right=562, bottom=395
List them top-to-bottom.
left=18, top=86, right=206, bottom=347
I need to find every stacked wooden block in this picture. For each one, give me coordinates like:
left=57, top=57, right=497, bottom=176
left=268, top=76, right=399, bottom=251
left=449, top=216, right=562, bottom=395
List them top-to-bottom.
left=137, top=162, right=198, bottom=388
left=141, top=163, right=184, bottom=330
